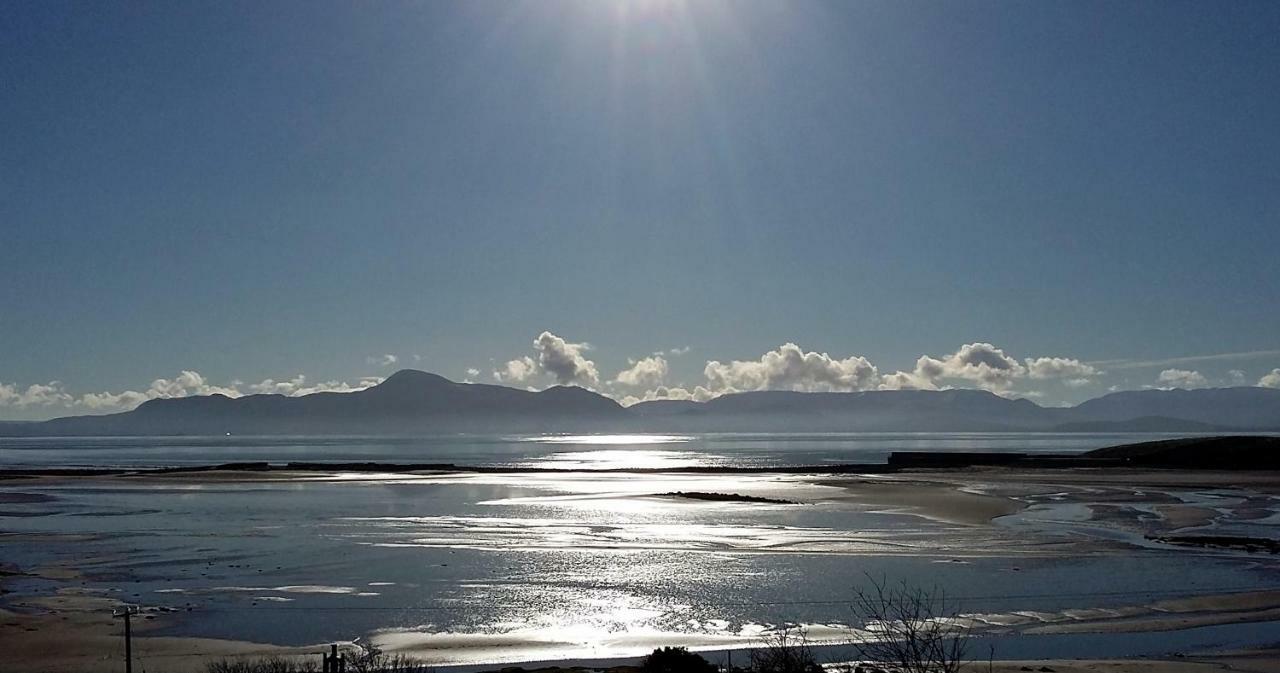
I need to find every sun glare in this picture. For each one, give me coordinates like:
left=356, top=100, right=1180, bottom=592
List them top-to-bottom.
left=529, top=433, right=691, bottom=445
left=530, top=448, right=707, bottom=470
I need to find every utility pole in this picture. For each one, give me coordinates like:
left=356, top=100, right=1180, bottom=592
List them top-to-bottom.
left=114, top=605, right=138, bottom=673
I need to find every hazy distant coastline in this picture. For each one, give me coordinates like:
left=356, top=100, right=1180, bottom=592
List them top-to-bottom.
left=2, top=369, right=1279, bottom=437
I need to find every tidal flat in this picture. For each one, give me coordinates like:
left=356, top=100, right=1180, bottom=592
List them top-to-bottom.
left=2, top=434, right=1280, bottom=672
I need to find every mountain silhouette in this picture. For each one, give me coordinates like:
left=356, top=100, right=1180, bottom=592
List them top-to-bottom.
left=5, top=370, right=1279, bottom=436
left=1070, top=387, right=1280, bottom=429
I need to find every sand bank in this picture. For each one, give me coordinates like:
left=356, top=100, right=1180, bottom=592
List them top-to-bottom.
left=823, top=476, right=1026, bottom=525
left=0, top=590, right=323, bottom=673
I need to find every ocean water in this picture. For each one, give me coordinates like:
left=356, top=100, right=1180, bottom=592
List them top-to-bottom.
left=0, top=431, right=1211, bottom=469
left=2, top=433, right=1279, bottom=666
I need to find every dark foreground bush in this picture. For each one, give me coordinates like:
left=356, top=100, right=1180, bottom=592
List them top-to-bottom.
left=347, top=645, right=433, bottom=673
left=641, top=646, right=718, bottom=673
left=206, top=648, right=432, bottom=673
left=206, top=657, right=316, bottom=673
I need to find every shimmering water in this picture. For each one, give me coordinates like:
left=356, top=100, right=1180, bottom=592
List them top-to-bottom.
left=0, top=431, right=1214, bottom=469
left=2, top=433, right=1278, bottom=665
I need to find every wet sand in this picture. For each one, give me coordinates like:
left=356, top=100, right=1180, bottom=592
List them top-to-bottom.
left=826, top=466, right=1280, bottom=540
left=907, top=466, right=1280, bottom=491
left=823, top=476, right=1027, bottom=525
left=964, top=589, right=1280, bottom=635
left=0, top=591, right=317, bottom=673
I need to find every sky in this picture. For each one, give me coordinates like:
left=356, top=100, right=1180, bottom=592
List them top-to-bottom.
left=2, top=0, right=1279, bottom=419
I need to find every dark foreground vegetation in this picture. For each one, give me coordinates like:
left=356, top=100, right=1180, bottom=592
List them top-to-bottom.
left=207, top=647, right=435, bottom=673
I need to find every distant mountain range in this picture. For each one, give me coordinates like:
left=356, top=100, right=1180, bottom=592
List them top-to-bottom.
left=2, top=369, right=1279, bottom=436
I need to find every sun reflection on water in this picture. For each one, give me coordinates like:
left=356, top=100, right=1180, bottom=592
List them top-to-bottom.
left=526, top=434, right=693, bottom=445
left=524, top=448, right=718, bottom=469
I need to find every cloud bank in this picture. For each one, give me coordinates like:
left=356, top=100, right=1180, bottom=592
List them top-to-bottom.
left=486, top=333, right=1266, bottom=406
left=6, top=334, right=1279, bottom=419
left=703, top=343, right=880, bottom=394
left=878, top=344, right=1098, bottom=393
left=1155, top=368, right=1208, bottom=389
left=76, top=371, right=384, bottom=413
left=80, top=371, right=242, bottom=410
left=246, top=375, right=385, bottom=397
left=0, top=381, right=73, bottom=408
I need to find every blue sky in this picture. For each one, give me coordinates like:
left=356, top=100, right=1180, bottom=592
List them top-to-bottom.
left=2, top=1, right=1279, bottom=419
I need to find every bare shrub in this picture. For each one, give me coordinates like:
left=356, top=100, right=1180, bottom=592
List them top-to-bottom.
left=849, top=577, right=969, bottom=673
left=749, top=624, right=822, bottom=673
left=347, top=644, right=433, bottom=673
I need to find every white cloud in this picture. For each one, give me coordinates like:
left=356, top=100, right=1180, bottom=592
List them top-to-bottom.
left=534, top=331, right=598, bottom=386
left=493, top=332, right=599, bottom=387
left=925, top=342, right=1025, bottom=389
left=703, top=343, right=880, bottom=394
left=879, top=343, right=1024, bottom=391
left=879, top=345, right=1097, bottom=393
left=367, top=354, right=399, bottom=367
left=613, top=355, right=669, bottom=388
left=494, top=356, right=537, bottom=383
left=1024, top=357, right=1099, bottom=381
left=878, top=360, right=941, bottom=391
left=466, top=368, right=481, bottom=378
left=1156, top=368, right=1208, bottom=389
left=1259, top=368, right=1280, bottom=389
left=1228, top=369, right=1247, bottom=385
left=78, top=371, right=241, bottom=412
left=145, top=371, right=241, bottom=398
left=246, top=375, right=383, bottom=397
left=247, top=375, right=309, bottom=395
left=291, top=377, right=384, bottom=396
left=0, top=381, right=73, bottom=408
left=618, top=385, right=717, bottom=407
left=79, top=389, right=153, bottom=410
